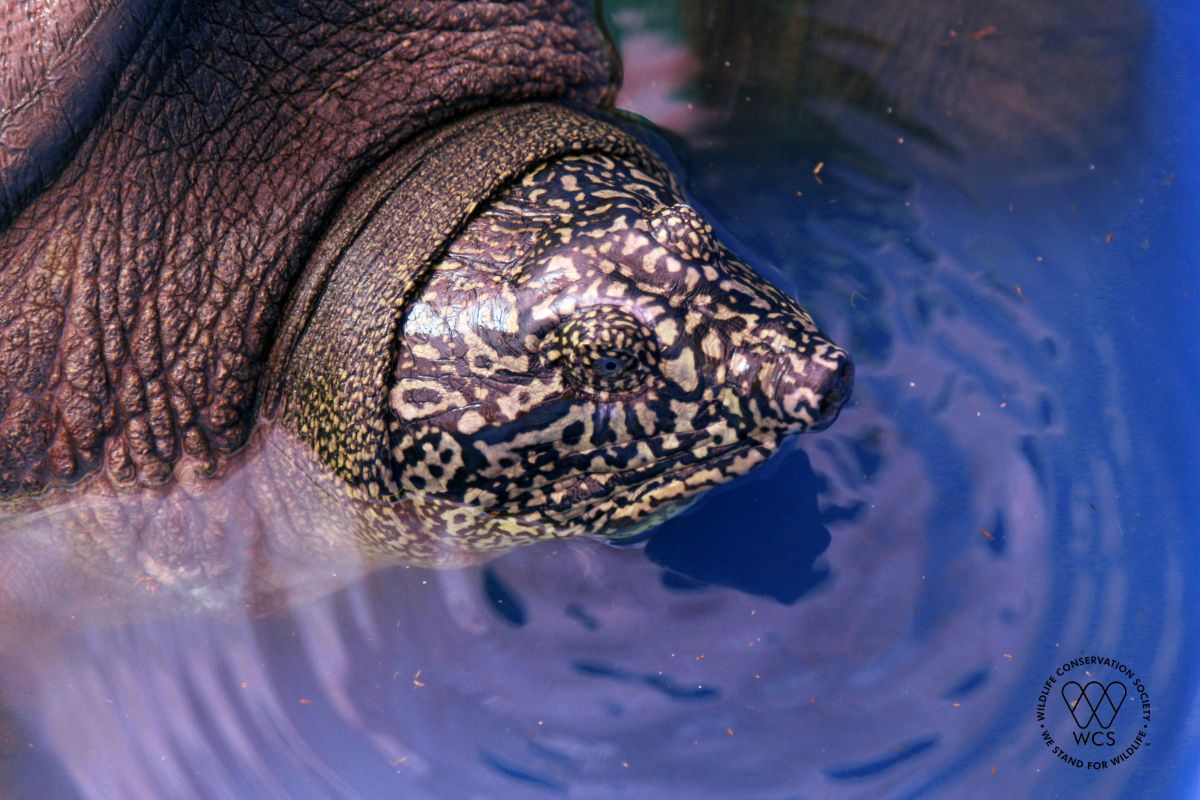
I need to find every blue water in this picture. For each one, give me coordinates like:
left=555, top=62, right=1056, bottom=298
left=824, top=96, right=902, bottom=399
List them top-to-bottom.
left=3, top=1, right=1198, bottom=798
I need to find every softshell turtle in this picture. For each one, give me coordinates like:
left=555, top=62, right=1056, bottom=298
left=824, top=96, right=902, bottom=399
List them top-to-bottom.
left=0, top=0, right=851, bottom=611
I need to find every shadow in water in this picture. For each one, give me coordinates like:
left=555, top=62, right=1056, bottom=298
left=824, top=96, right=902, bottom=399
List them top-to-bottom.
left=642, top=450, right=832, bottom=604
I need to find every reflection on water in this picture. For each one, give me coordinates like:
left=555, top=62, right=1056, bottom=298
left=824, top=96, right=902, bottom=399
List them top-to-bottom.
left=2, top=0, right=1197, bottom=797
left=616, top=0, right=1148, bottom=182
left=0, top=414, right=610, bottom=654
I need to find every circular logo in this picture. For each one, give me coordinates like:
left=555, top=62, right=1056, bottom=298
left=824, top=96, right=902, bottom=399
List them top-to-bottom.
left=1035, top=655, right=1150, bottom=770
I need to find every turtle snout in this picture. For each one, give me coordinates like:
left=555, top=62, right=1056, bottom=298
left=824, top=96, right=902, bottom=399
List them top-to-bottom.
left=769, top=346, right=854, bottom=432
left=811, top=350, right=854, bottom=430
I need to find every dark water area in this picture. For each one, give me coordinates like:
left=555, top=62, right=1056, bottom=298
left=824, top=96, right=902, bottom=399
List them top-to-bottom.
left=2, top=1, right=1198, bottom=798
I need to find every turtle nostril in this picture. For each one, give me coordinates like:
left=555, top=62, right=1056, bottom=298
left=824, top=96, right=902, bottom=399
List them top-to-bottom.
left=766, top=347, right=854, bottom=431
left=814, top=353, right=854, bottom=428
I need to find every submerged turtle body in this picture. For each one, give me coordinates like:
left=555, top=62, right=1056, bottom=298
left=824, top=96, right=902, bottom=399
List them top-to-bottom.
left=0, top=1, right=852, bottom=582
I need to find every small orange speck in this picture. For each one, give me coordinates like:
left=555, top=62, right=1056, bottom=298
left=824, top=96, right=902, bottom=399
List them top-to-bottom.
left=964, top=26, right=999, bottom=41
left=813, top=161, right=825, bottom=176
left=1105, top=231, right=1114, bottom=244
left=979, top=527, right=995, bottom=541
left=133, top=575, right=160, bottom=594
left=1003, top=653, right=1014, bottom=660
left=695, top=654, right=705, bottom=661
left=413, top=679, right=426, bottom=688
left=240, top=682, right=248, bottom=689
left=299, top=697, right=312, bottom=705
left=810, top=698, right=817, bottom=705
left=952, top=702, right=962, bottom=708
left=726, top=727, right=735, bottom=736
left=390, top=756, right=408, bottom=766
left=992, top=766, right=998, bottom=775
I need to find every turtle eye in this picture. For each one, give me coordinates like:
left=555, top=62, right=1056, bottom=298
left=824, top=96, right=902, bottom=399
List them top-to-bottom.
left=543, top=306, right=658, bottom=393
left=583, top=348, right=637, bottom=386
left=595, top=355, right=629, bottom=378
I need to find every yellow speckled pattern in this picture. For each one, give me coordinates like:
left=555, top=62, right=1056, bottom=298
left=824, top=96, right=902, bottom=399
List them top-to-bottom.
left=268, top=102, right=853, bottom=559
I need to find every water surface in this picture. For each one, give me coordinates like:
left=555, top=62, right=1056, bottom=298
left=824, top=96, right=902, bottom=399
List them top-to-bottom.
left=2, top=0, right=1197, bottom=797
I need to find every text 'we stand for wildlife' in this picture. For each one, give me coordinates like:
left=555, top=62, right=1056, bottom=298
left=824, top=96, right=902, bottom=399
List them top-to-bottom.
left=1035, top=655, right=1151, bottom=770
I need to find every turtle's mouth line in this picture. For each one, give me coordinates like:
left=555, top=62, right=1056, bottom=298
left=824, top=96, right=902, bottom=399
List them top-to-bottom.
left=493, top=398, right=756, bottom=499
left=505, top=438, right=765, bottom=513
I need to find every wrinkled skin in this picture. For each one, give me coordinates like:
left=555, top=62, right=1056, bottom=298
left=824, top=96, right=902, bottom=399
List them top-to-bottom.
left=0, top=0, right=850, bottom=617
left=0, top=0, right=611, bottom=494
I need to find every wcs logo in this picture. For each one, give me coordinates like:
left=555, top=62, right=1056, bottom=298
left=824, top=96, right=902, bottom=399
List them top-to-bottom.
left=1062, top=680, right=1127, bottom=746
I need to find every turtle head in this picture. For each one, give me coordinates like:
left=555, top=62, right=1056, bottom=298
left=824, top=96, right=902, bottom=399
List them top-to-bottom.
left=272, top=106, right=852, bottom=558
left=388, top=152, right=852, bottom=539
